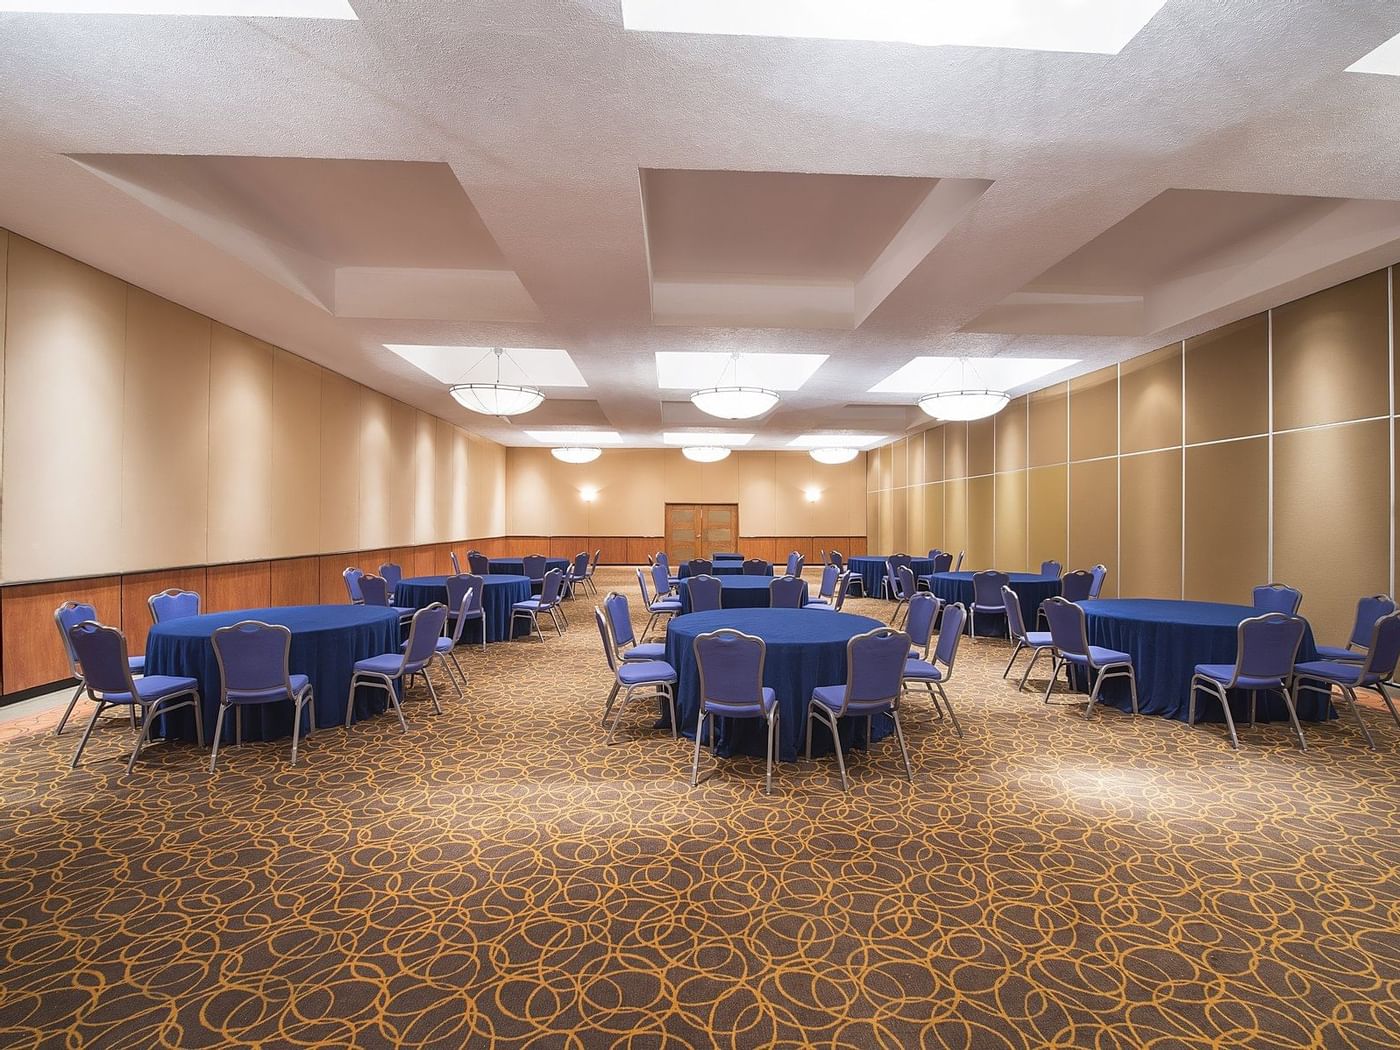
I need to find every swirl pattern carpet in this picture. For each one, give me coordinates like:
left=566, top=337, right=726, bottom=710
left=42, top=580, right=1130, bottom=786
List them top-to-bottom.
left=1, top=568, right=1398, bottom=1048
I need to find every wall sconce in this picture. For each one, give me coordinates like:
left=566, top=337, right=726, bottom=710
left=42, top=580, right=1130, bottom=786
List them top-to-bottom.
left=580, top=486, right=598, bottom=503
left=804, top=487, right=821, bottom=503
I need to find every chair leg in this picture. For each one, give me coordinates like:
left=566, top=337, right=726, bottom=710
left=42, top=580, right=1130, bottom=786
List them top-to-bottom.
left=1002, top=640, right=1024, bottom=679
left=1018, top=648, right=1045, bottom=692
left=448, top=652, right=468, bottom=693
left=1042, top=656, right=1064, bottom=704
left=1125, top=667, right=1139, bottom=715
left=423, top=671, right=443, bottom=716
left=387, top=677, right=409, bottom=732
left=602, top=680, right=620, bottom=724
left=1212, top=681, right=1241, bottom=750
left=1374, top=681, right=1400, bottom=728
left=55, top=682, right=87, bottom=737
left=935, top=684, right=964, bottom=738
left=1276, top=684, right=1307, bottom=752
left=665, top=685, right=678, bottom=740
left=606, top=686, right=632, bottom=744
left=1344, top=686, right=1377, bottom=749
left=290, top=693, right=310, bottom=766
left=70, top=701, right=108, bottom=769
left=125, top=701, right=161, bottom=775
left=209, top=702, right=230, bottom=772
left=804, top=705, right=815, bottom=761
left=691, top=708, right=705, bottom=787
left=765, top=709, right=777, bottom=795
left=826, top=710, right=850, bottom=792
left=891, top=710, right=914, bottom=782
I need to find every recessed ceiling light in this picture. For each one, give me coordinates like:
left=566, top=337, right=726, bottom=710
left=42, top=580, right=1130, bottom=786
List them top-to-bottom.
left=0, top=0, right=356, bottom=15
left=622, top=0, right=1164, bottom=55
left=1348, top=34, right=1400, bottom=76
left=385, top=345, right=586, bottom=388
left=655, top=351, right=827, bottom=392
left=868, top=357, right=1075, bottom=394
left=524, top=430, right=624, bottom=445
left=662, top=432, right=754, bottom=447
left=787, top=434, right=885, bottom=448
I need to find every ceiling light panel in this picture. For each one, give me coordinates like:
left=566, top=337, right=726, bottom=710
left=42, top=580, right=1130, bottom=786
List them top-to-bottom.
left=0, top=0, right=357, bottom=14
left=621, top=0, right=1165, bottom=55
left=1348, top=34, right=1400, bottom=76
left=385, top=345, right=587, bottom=387
left=655, top=352, right=827, bottom=391
left=868, top=357, right=1076, bottom=394
left=523, top=430, right=624, bottom=445
left=788, top=434, right=885, bottom=448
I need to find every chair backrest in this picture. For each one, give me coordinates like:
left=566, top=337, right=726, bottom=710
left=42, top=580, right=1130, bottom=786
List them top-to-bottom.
left=927, top=548, right=942, bottom=561
left=590, top=549, right=602, bottom=574
left=829, top=550, right=844, bottom=569
left=450, top=551, right=462, bottom=574
left=467, top=551, right=491, bottom=575
left=785, top=551, right=803, bottom=576
left=953, top=551, right=965, bottom=571
left=572, top=552, right=590, bottom=579
left=655, top=552, right=670, bottom=569
left=931, top=552, right=953, bottom=574
left=887, top=553, right=913, bottom=574
left=522, top=555, right=548, bottom=581
left=687, top=558, right=714, bottom=577
left=742, top=558, right=769, bottom=576
left=1040, top=560, right=1062, bottom=579
left=378, top=562, right=403, bottom=593
left=649, top=562, right=672, bottom=599
left=818, top=563, right=839, bottom=599
left=896, top=563, right=917, bottom=601
left=1089, top=564, right=1108, bottom=598
left=343, top=568, right=365, bottom=604
left=538, top=568, right=564, bottom=606
left=636, top=568, right=654, bottom=606
left=971, top=570, right=1010, bottom=607
left=1061, top=570, right=1094, bottom=602
left=832, top=571, right=854, bottom=611
left=459, top=573, right=485, bottom=613
left=359, top=574, right=392, bottom=607
left=445, top=574, right=473, bottom=615
left=688, top=574, right=723, bottom=613
left=770, top=575, right=805, bottom=608
left=1253, top=582, right=1302, bottom=616
left=1002, top=585, right=1028, bottom=642
left=149, top=588, right=201, bottom=623
left=605, top=591, right=638, bottom=648
left=905, top=593, right=938, bottom=654
left=1348, top=594, right=1397, bottom=649
left=1042, top=597, right=1089, bottom=658
left=54, top=601, right=98, bottom=677
left=933, top=602, right=967, bottom=672
left=403, top=604, right=450, bottom=670
left=594, top=606, right=620, bottom=673
left=1233, top=613, right=1306, bottom=683
left=1360, top=613, right=1400, bottom=679
left=212, top=620, right=292, bottom=699
left=67, top=621, right=137, bottom=696
left=834, top=627, right=911, bottom=715
left=695, top=629, right=766, bottom=709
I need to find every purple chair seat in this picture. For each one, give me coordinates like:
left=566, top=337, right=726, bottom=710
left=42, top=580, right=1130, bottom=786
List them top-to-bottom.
left=513, top=598, right=547, bottom=611
left=650, top=598, right=683, bottom=613
left=1024, top=631, right=1053, bottom=647
left=403, top=637, right=457, bottom=656
left=623, top=642, right=667, bottom=662
left=1313, top=644, right=1366, bottom=663
left=1063, top=645, right=1131, bottom=667
left=354, top=653, right=409, bottom=676
left=129, top=656, right=146, bottom=672
left=903, top=658, right=944, bottom=682
left=1294, top=659, right=1384, bottom=687
left=618, top=660, right=678, bottom=687
left=1192, top=664, right=1288, bottom=688
left=99, top=674, right=200, bottom=705
left=226, top=674, right=311, bottom=703
left=809, top=684, right=893, bottom=714
left=706, top=687, right=777, bottom=719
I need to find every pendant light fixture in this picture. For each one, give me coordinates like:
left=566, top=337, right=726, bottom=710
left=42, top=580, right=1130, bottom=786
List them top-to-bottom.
left=450, top=347, right=545, bottom=416
left=690, top=352, right=780, bottom=420
left=916, top=357, right=1009, bottom=421
left=682, top=445, right=732, bottom=463
left=551, top=446, right=602, bottom=464
left=809, top=446, right=859, bottom=464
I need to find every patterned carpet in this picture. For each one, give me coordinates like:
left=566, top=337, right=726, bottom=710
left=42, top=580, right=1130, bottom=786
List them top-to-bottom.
left=2, top=567, right=1399, bottom=1049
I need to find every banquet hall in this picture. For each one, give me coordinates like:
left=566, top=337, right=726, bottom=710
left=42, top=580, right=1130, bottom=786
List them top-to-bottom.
left=3, top=2, right=1400, bottom=1047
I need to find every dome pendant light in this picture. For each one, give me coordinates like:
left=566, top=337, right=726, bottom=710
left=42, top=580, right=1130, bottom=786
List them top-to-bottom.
left=450, top=347, right=545, bottom=416
left=690, top=352, right=780, bottom=420
left=917, top=358, right=1009, bottom=421
left=682, top=445, right=731, bottom=463
left=551, top=446, right=602, bottom=464
left=810, top=446, right=859, bottom=464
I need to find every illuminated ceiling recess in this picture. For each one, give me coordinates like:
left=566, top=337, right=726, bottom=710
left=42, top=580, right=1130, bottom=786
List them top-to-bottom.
left=0, top=0, right=358, bottom=14
left=620, top=0, right=1166, bottom=55
left=1348, top=33, right=1400, bottom=75
left=449, top=348, right=545, bottom=417
left=682, top=446, right=732, bottom=463
left=551, top=447, right=602, bottom=464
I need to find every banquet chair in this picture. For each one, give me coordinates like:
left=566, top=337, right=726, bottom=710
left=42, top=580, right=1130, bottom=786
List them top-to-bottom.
left=927, top=548, right=943, bottom=562
left=585, top=549, right=602, bottom=595
left=917, top=550, right=943, bottom=591
left=450, top=551, right=463, bottom=574
left=467, top=551, right=491, bottom=576
left=565, top=551, right=591, bottom=599
left=829, top=551, right=844, bottom=570
left=953, top=551, right=965, bottom=572
left=655, top=552, right=681, bottom=589
left=785, top=552, right=805, bottom=578
left=931, top=552, right=954, bottom=574
left=522, top=554, right=549, bottom=593
left=884, top=554, right=913, bottom=599
left=687, top=558, right=714, bottom=578
left=742, top=559, right=770, bottom=576
left=1040, top=560, right=1062, bottom=579
left=650, top=561, right=678, bottom=601
left=378, top=562, right=403, bottom=602
left=806, top=564, right=840, bottom=607
left=889, top=564, right=918, bottom=627
left=1088, top=564, right=1108, bottom=598
left=343, top=568, right=365, bottom=605
left=512, top=569, right=567, bottom=640
left=637, top=569, right=682, bottom=641
left=969, top=570, right=1011, bottom=637
left=1061, top=570, right=1094, bottom=602
left=449, top=573, right=487, bottom=651
left=358, top=574, right=415, bottom=624
left=688, top=574, right=723, bottom=613
left=770, top=575, right=806, bottom=609
left=426, top=579, right=475, bottom=693
left=1253, top=583, right=1303, bottom=616
left=1003, top=585, right=1054, bottom=691
left=149, top=588, right=201, bottom=623
left=604, top=592, right=667, bottom=662
left=904, top=592, right=941, bottom=660
left=1316, top=594, right=1396, bottom=662
left=1041, top=596, right=1138, bottom=718
left=53, top=601, right=145, bottom=736
left=904, top=601, right=966, bottom=737
left=345, top=603, right=449, bottom=732
left=594, top=607, right=678, bottom=745
left=1188, top=612, right=1307, bottom=751
left=1294, top=613, right=1400, bottom=750
left=66, top=620, right=203, bottom=773
left=210, top=620, right=315, bottom=770
left=806, top=626, right=915, bottom=790
left=693, top=629, right=779, bottom=793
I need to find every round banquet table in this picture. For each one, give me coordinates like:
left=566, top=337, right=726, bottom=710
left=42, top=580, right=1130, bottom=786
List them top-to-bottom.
left=849, top=555, right=937, bottom=598
left=488, top=557, right=569, bottom=580
left=677, top=561, right=771, bottom=579
left=925, top=571, right=1061, bottom=637
left=395, top=574, right=532, bottom=642
left=677, top=575, right=809, bottom=614
left=1078, top=599, right=1327, bottom=723
left=144, top=605, right=403, bottom=742
left=665, top=608, right=890, bottom=761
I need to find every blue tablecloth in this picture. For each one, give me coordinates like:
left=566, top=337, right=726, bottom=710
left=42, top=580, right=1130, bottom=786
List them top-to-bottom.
left=713, top=553, right=744, bottom=561
left=849, top=556, right=937, bottom=597
left=488, top=557, right=569, bottom=579
left=677, top=562, right=771, bottom=579
left=925, top=572, right=1061, bottom=637
left=396, top=574, right=532, bottom=643
left=677, top=575, right=810, bottom=614
left=1079, top=599, right=1327, bottom=722
left=144, top=605, right=403, bottom=742
left=665, top=608, right=890, bottom=761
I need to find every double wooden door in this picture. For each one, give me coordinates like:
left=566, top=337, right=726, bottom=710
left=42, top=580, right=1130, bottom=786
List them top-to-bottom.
left=665, top=504, right=738, bottom=564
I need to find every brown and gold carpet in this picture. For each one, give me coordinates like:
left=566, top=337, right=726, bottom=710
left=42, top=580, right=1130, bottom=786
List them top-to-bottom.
left=1, top=568, right=1398, bottom=1048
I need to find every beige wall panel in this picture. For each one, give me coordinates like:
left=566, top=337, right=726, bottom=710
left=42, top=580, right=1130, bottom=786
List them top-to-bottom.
left=0, top=231, right=7, bottom=498
left=2, top=238, right=127, bottom=581
left=1273, top=270, right=1390, bottom=432
left=122, top=288, right=211, bottom=571
left=1185, top=313, right=1268, bottom=444
left=208, top=325, right=273, bottom=564
left=1120, top=343, right=1182, bottom=454
left=271, top=349, right=321, bottom=557
left=1069, top=366, right=1118, bottom=463
left=318, top=370, right=360, bottom=552
left=1029, top=384, right=1068, bottom=467
left=357, top=388, right=394, bottom=549
left=386, top=398, right=416, bottom=545
left=996, top=398, right=1028, bottom=473
left=414, top=412, right=437, bottom=544
left=967, top=418, right=995, bottom=478
left=432, top=419, right=453, bottom=541
left=1275, top=420, right=1390, bottom=641
left=945, top=423, right=968, bottom=480
left=447, top=425, right=471, bottom=539
left=923, top=427, right=944, bottom=483
left=908, top=430, right=926, bottom=487
left=469, top=435, right=507, bottom=537
left=892, top=438, right=908, bottom=489
left=1184, top=438, right=1267, bottom=606
left=505, top=447, right=553, bottom=535
left=662, top=448, right=701, bottom=502
left=580, top=449, right=662, bottom=536
left=866, top=449, right=879, bottom=493
left=1120, top=449, right=1182, bottom=599
left=737, top=452, right=777, bottom=535
left=775, top=452, right=865, bottom=535
left=701, top=454, right=740, bottom=503
left=1068, top=458, right=1117, bottom=593
left=1027, top=465, right=1068, bottom=569
left=994, top=469, right=1028, bottom=571
left=966, top=475, right=995, bottom=569
left=943, top=477, right=968, bottom=561
left=908, top=482, right=927, bottom=551
left=924, top=482, right=945, bottom=553
left=891, top=487, right=909, bottom=553
left=877, top=489, right=895, bottom=553
left=866, top=492, right=881, bottom=552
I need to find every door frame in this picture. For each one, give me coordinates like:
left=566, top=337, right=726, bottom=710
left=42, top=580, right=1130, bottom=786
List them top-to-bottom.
left=664, top=503, right=740, bottom=560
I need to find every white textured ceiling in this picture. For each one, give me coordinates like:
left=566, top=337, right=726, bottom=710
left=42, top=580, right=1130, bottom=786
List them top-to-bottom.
left=3, top=0, right=1400, bottom=449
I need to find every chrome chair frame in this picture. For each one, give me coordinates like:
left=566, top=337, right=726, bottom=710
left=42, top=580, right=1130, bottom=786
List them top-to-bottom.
left=1041, top=597, right=1139, bottom=718
left=53, top=600, right=140, bottom=736
left=903, top=600, right=964, bottom=738
left=345, top=603, right=448, bottom=733
left=596, top=607, right=678, bottom=745
left=1187, top=613, right=1307, bottom=751
left=209, top=620, right=316, bottom=770
left=805, top=627, right=914, bottom=791
left=692, top=629, right=777, bottom=794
